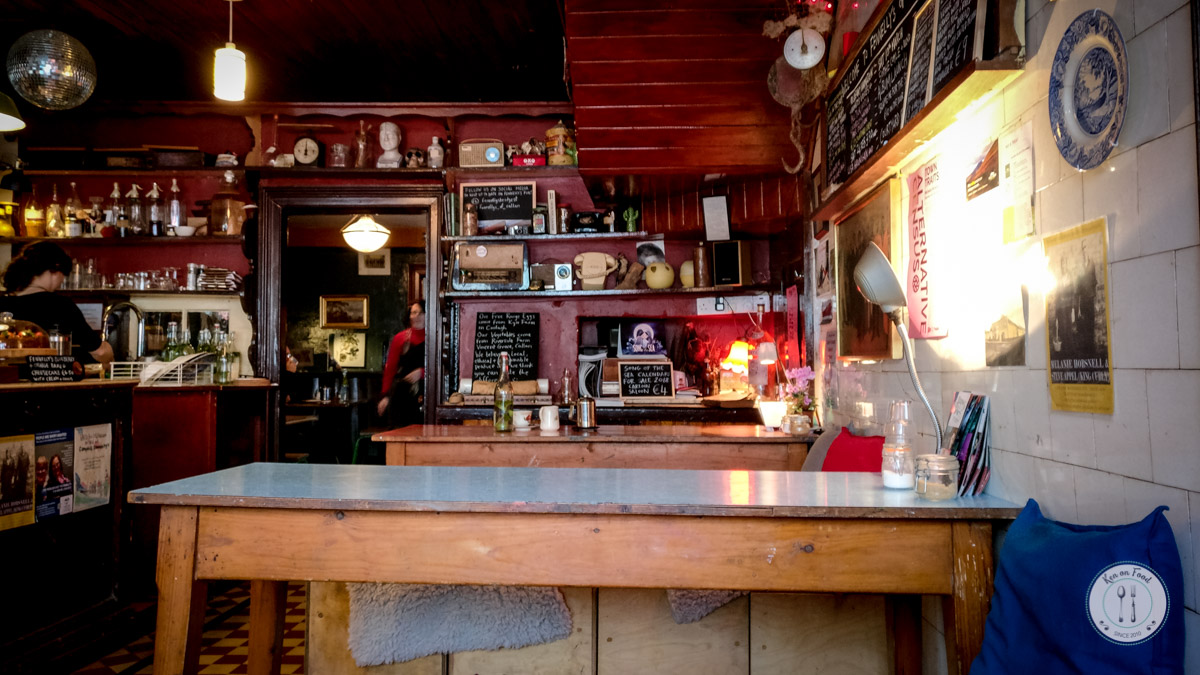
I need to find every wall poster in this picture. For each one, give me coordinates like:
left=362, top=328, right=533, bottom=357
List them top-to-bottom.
left=906, top=157, right=950, bottom=339
left=835, top=178, right=903, bottom=361
left=1044, top=218, right=1114, bottom=413
left=73, top=424, right=112, bottom=512
left=0, top=434, right=35, bottom=531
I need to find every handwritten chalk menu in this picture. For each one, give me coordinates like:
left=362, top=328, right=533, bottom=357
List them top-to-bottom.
left=826, top=0, right=982, bottom=186
left=460, top=182, right=535, bottom=231
left=472, top=312, right=539, bottom=381
left=26, top=355, right=77, bottom=382
left=618, top=361, right=675, bottom=399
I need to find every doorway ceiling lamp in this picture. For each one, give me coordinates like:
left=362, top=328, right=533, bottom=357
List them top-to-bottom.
left=213, top=0, right=246, bottom=101
left=6, top=29, right=96, bottom=110
left=0, top=92, right=25, bottom=131
left=342, top=215, right=390, bottom=253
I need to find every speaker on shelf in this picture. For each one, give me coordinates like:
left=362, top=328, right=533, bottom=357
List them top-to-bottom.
left=711, top=240, right=752, bottom=286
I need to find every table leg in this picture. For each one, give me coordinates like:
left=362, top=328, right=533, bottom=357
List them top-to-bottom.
left=385, top=442, right=407, bottom=466
left=153, top=505, right=207, bottom=675
left=943, top=521, right=994, bottom=675
left=248, top=580, right=287, bottom=675
left=888, top=594, right=922, bottom=675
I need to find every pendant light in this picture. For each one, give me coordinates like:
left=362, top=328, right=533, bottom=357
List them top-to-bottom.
left=213, top=0, right=246, bottom=101
left=0, top=92, right=25, bottom=131
left=341, top=215, right=391, bottom=253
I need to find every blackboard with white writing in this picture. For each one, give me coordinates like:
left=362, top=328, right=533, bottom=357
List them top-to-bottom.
left=825, top=0, right=982, bottom=186
left=460, top=182, right=535, bottom=233
left=472, top=312, right=539, bottom=381
left=26, top=355, right=78, bottom=383
left=618, top=361, right=675, bottom=399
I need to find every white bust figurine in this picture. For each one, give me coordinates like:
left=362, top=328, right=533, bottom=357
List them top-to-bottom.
left=376, top=122, right=402, bottom=168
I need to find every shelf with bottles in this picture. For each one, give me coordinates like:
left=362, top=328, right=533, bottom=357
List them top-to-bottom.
left=23, top=168, right=244, bottom=177
left=441, top=231, right=649, bottom=243
left=1, top=235, right=244, bottom=246
left=443, top=284, right=771, bottom=300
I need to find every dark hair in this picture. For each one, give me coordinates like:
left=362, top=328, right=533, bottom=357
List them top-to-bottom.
left=3, top=241, right=72, bottom=292
left=409, top=300, right=426, bottom=327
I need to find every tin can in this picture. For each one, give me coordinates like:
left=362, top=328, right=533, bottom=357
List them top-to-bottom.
left=532, top=206, right=547, bottom=234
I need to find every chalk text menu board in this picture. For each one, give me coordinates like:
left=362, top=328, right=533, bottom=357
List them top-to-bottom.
left=826, top=0, right=983, bottom=186
left=472, top=312, right=539, bottom=381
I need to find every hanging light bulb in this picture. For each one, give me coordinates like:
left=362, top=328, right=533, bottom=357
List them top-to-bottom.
left=213, top=0, right=246, bottom=101
left=341, top=215, right=391, bottom=253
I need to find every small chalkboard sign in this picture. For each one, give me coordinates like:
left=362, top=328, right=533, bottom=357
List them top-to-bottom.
left=460, top=181, right=536, bottom=235
left=472, top=312, right=539, bottom=381
left=26, top=355, right=78, bottom=383
left=618, top=361, right=675, bottom=399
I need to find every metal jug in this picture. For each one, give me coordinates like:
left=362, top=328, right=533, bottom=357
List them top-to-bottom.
left=573, top=396, right=597, bottom=429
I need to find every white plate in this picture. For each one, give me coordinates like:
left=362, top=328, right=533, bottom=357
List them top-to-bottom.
left=1049, top=10, right=1127, bottom=170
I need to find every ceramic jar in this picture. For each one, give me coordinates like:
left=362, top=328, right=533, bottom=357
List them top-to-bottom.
left=679, top=260, right=695, bottom=287
left=644, top=261, right=675, bottom=289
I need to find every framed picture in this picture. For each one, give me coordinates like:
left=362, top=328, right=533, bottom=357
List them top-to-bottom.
left=834, top=177, right=902, bottom=361
left=459, top=181, right=536, bottom=235
left=635, top=238, right=666, bottom=269
left=358, top=251, right=391, bottom=276
left=408, top=263, right=426, bottom=307
left=320, top=295, right=370, bottom=329
left=618, top=319, right=667, bottom=358
left=331, top=332, right=366, bottom=368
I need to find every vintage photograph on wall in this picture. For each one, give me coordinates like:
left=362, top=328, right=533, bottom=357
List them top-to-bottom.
left=834, top=178, right=902, bottom=361
left=1044, top=217, right=1113, bottom=414
left=358, top=251, right=392, bottom=276
left=319, top=295, right=370, bottom=330
left=331, top=332, right=367, bottom=368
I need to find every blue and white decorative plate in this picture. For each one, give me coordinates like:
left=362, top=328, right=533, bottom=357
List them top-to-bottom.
left=1049, top=10, right=1128, bottom=170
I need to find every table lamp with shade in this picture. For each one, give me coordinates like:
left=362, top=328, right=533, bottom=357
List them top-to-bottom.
left=852, top=242, right=944, bottom=451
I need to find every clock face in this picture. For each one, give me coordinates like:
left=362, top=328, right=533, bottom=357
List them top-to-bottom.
left=783, top=28, right=825, bottom=70
left=294, top=137, right=320, bottom=165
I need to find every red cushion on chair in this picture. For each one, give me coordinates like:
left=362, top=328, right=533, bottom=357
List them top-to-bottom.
left=821, top=426, right=885, bottom=472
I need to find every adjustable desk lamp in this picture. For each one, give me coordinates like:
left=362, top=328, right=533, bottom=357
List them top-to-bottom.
left=852, top=242, right=944, bottom=450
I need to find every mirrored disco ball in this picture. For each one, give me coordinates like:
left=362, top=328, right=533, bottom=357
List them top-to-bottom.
left=7, top=29, right=97, bottom=110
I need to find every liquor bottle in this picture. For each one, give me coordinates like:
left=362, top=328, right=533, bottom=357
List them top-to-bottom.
left=167, top=179, right=184, bottom=235
left=65, top=182, right=83, bottom=236
left=147, top=182, right=164, bottom=236
left=46, top=183, right=62, bottom=237
left=23, top=184, right=45, bottom=237
left=493, top=351, right=514, bottom=431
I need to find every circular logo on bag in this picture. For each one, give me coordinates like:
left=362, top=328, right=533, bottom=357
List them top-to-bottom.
left=1086, top=561, right=1169, bottom=645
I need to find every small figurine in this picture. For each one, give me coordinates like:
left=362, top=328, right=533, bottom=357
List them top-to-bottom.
left=353, top=120, right=372, bottom=168
left=376, top=121, right=402, bottom=168
left=519, top=137, right=547, bottom=155
left=504, top=145, right=520, bottom=165
left=404, top=148, right=426, bottom=168
left=623, top=206, right=641, bottom=232
left=615, top=253, right=644, bottom=290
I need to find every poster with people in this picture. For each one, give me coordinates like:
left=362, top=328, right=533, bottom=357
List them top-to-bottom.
left=1044, top=218, right=1114, bottom=414
left=73, top=424, right=112, bottom=512
left=34, top=428, right=74, bottom=520
left=0, top=434, right=36, bottom=531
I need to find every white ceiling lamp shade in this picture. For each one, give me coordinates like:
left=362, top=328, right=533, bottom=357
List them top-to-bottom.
left=213, top=0, right=246, bottom=101
left=0, top=92, right=25, bottom=131
left=341, top=215, right=391, bottom=253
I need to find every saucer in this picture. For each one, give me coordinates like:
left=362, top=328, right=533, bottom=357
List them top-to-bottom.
left=1048, top=9, right=1127, bottom=170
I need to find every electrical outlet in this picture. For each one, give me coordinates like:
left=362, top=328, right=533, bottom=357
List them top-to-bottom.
left=696, top=293, right=771, bottom=315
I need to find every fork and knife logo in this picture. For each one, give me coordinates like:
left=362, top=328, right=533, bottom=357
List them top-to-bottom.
left=1087, top=562, right=1169, bottom=645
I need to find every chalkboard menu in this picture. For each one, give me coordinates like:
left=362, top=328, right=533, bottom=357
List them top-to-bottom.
left=826, top=0, right=982, bottom=186
left=460, top=181, right=536, bottom=234
left=472, top=312, right=539, bottom=381
left=26, top=355, right=78, bottom=383
left=618, top=361, right=675, bottom=399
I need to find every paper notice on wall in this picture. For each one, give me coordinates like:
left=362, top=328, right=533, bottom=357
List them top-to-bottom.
left=1000, top=121, right=1035, bottom=243
left=906, top=158, right=949, bottom=339
left=786, top=284, right=802, bottom=368
left=984, top=285, right=1027, bottom=367
left=73, top=424, right=112, bottom=512
left=35, top=428, right=74, bottom=520
left=0, top=435, right=36, bottom=532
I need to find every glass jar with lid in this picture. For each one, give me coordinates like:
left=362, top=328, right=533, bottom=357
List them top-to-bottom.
left=0, top=312, right=50, bottom=350
left=914, top=454, right=960, bottom=501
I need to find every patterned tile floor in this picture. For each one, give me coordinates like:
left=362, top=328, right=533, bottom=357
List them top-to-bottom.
left=72, top=583, right=307, bottom=675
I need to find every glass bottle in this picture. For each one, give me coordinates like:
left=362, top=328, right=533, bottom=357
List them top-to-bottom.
left=427, top=136, right=444, bottom=169
left=167, top=179, right=184, bottom=235
left=64, top=182, right=83, bottom=236
left=147, top=182, right=164, bottom=236
left=46, top=183, right=63, bottom=237
left=23, top=184, right=45, bottom=237
left=126, top=184, right=145, bottom=234
left=88, top=197, right=104, bottom=237
left=163, top=321, right=180, bottom=361
left=178, top=327, right=196, bottom=356
left=196, top=327, right=213, bottom=353
left=214, top=331, right=234, bottom=384
left=493, top=351, right=514, bottom=431
left=559, top=367, right=576, bottom=406
left=881, top=399, right=915, bottom=489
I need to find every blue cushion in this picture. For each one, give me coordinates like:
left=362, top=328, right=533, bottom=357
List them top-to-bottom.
left=971, top=499, right=1184, bottom=674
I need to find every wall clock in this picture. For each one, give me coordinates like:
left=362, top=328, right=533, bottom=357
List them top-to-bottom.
left=294, top=136, right=324, bottom=167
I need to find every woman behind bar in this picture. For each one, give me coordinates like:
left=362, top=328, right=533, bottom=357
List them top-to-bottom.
left=0, top=241, right=113, bottom=364
left=377, top=300, right=425, bottom=427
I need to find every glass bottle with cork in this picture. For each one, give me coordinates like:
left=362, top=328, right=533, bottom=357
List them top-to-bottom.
left=23, top=184, right=45, bottom=237
left=493, top=351, right=514, bottom=431
left=881, top=399, right=915, bottom=488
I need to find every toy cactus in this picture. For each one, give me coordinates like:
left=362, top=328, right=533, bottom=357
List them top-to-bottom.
left=622, top=206, right=640, bottom=232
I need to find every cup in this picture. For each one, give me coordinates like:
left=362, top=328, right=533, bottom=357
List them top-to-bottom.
left=539, top=405, right=560, bottom=430
left=513, top=409, right=533, bottom=428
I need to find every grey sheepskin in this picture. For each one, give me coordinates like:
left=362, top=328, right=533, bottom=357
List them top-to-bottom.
left=346, top=583, right=572, bottom=666
left=665, top=589, right=747, bottom=624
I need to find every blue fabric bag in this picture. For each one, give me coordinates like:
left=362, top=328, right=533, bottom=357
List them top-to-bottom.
left=971, top=499, right=1184, bottom=674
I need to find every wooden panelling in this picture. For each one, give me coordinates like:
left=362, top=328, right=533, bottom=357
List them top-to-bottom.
left=567, top=9, right=769, bottom=37
left=568, top=36, right=778, bottom=61
left=572, top=59, right=776, bottom=84
left=575, top=83, right=780, bottom=108
left=580, top=127, right=790, bottom=150
left=640, top=174, right=803, bottom=234
left=308, top=582, right=443, bottom=675
left=598, top=588, right=749, bottom=675
left=750, top=593, right=889, bottom=674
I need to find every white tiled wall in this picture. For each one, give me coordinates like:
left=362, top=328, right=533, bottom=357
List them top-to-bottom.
left=817, top=1, right=1199, bottom=672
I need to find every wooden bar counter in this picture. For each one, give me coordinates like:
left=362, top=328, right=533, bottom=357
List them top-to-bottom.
left=375, top=424, right=815, bottom=471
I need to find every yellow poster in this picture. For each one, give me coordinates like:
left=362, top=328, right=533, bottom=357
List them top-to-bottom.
left=1044, top=218, right=1114, bottom=414
left=0, top=434, right=37, bottom=532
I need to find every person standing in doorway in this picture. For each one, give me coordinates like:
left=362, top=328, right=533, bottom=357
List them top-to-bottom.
left=378, top=301, right=426, bottom=428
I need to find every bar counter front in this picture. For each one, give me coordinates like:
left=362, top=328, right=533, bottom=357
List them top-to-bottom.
left=131, top=462, right=1020, bottom=675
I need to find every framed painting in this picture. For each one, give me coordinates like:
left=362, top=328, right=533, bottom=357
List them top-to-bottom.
left=834, top=177, right=902, bottom=361
left=358, top=251, right=391, bottom=276
left=320, top=295, right=370, bottom=330
left=331, top=332, right=366, bottom=368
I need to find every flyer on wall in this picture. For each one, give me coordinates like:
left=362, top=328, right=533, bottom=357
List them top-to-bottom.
left=1044, top=218, right=1114, bottom=414
left=73, top=424, right=112, bottom=512
left=35, top=428, right=75, bottom=520
left=0, top=434, right=36, bottom=532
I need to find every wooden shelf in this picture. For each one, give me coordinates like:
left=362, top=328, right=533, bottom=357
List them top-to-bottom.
left=814, top=58, right=1021, bottom=221
left=250, top=166, right=444, bottom=180
left=25, top=168, right=242, bottom=176
left=442, top=231, right=650, bottom=242
left=1, top=236, right=244, bottom=245
left=442, top=284, right=770, bottom=299
left=59, top=289, right=241, bottom=297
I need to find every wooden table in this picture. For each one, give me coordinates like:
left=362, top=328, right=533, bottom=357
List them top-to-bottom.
left=374, top=423, right=816, bottom=470
left=130, top=463, right=1019, bottom=675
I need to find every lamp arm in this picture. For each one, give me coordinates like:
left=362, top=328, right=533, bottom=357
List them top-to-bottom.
left=889, top=311, right=943, bottom=451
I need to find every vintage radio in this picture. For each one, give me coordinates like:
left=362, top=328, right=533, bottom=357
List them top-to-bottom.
left=458, top=139, right=505, bottom=168
left=451, top=241, right=529, bottom=290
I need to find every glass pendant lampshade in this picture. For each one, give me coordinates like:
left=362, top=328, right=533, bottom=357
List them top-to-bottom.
left=6, top=29, right=97, bottom=111
left=213, top=43, right=246, bottom=101
left=0, top=93, right=25, bottom=131
left=341, top=215, right=390, bottom=253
